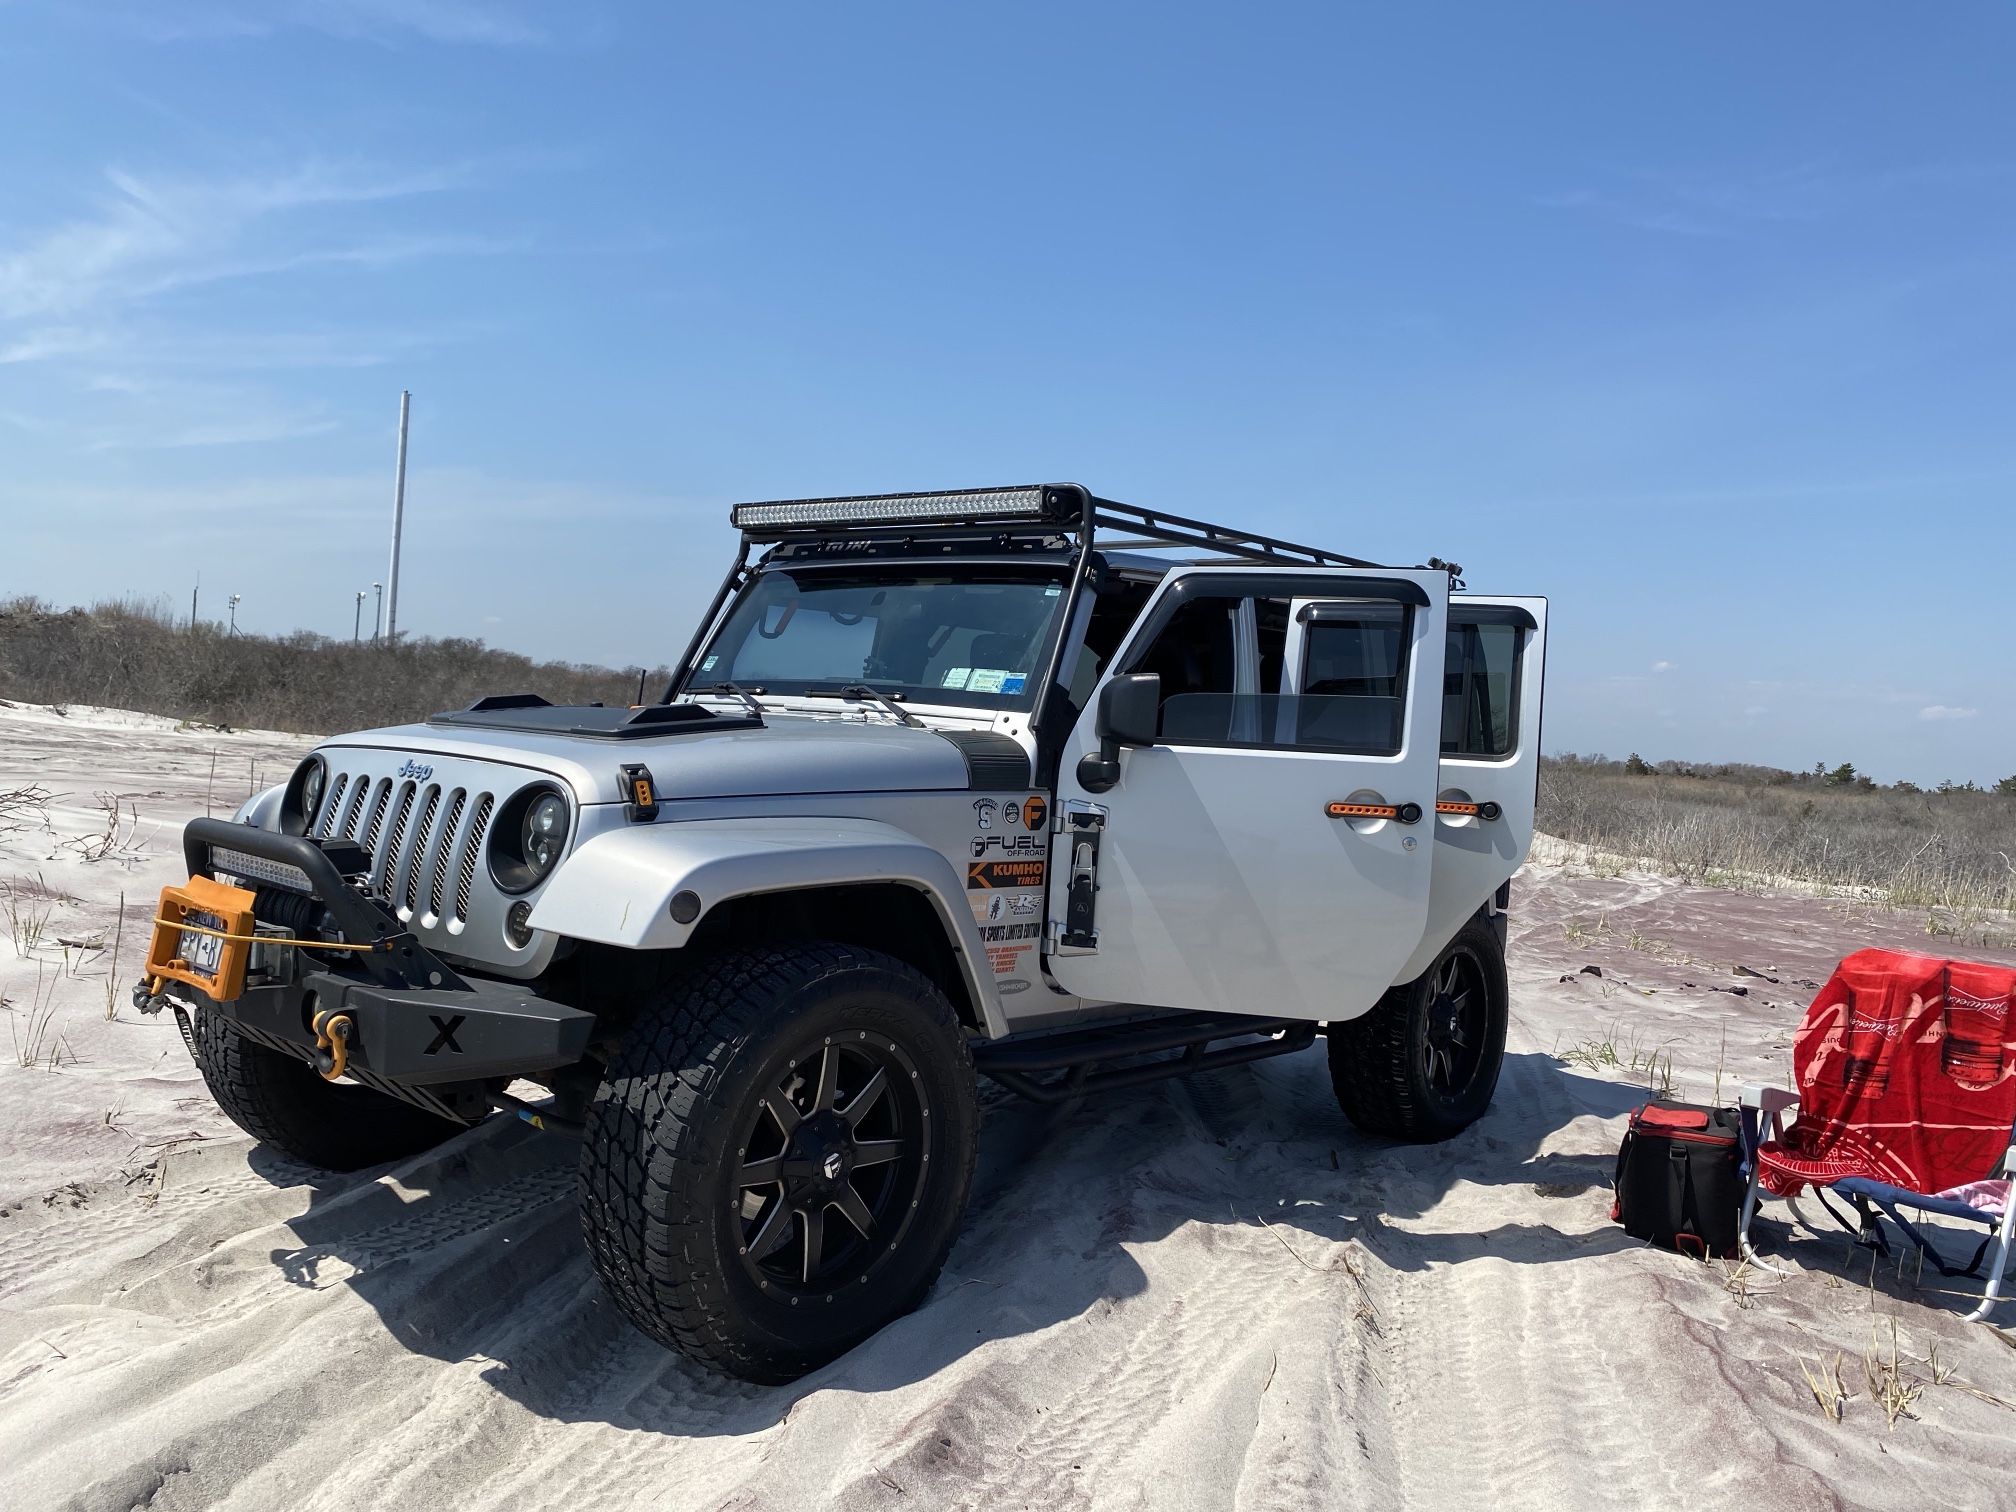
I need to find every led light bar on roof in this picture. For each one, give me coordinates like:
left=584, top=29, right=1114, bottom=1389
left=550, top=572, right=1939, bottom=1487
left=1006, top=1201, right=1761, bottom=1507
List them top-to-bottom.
left=730, top=485, right=1073, bottom=533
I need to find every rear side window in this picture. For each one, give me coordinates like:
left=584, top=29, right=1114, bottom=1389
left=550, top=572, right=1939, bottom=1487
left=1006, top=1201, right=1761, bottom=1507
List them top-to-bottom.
left=1293, top=604, right=1408, bottom=754
left=1442, top=621, right=1519, bottom=757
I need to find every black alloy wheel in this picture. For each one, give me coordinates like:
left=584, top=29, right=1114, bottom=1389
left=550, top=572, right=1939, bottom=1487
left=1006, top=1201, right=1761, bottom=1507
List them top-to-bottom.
left=1328, top=912, right=1509, bottom=1142
left=579, top=942, right=979, bottom=1382
left=1421, top=948, right=1490, bottom=1104
left=733, top=1031, right=931, bottom=1297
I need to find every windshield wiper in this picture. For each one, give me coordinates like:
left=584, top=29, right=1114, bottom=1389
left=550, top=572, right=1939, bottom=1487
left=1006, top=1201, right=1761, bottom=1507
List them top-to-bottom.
left=704, top=682, right=767, bottom=716
left=805, top=683, right=922, bottom=727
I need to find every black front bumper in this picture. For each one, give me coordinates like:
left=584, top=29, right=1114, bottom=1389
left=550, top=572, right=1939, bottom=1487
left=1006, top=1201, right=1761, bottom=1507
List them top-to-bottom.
left=182, top=817, right=594, bottom=1090
left=220, top=971, right=594, bottom=1085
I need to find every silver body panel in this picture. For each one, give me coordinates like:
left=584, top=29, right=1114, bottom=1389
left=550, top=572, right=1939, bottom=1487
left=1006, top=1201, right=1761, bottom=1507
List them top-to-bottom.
left=317, top=712, right=981, bottom=808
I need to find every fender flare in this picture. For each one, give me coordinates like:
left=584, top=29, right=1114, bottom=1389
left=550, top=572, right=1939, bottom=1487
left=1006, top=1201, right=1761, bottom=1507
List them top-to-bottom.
left=528, top=816, right=1009, bottom=1037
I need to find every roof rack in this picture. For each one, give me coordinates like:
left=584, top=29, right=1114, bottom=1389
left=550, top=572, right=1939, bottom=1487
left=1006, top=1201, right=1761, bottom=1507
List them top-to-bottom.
left=725, top=482, right=1379, bottom=570
left=672, top=484, right=1389, bottom=710
left=1084, top=494, right=1377, bottom=570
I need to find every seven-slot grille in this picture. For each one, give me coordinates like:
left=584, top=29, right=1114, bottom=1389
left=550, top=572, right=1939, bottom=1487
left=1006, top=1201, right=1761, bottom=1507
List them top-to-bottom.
left=309, top=768, right=499, bottom=933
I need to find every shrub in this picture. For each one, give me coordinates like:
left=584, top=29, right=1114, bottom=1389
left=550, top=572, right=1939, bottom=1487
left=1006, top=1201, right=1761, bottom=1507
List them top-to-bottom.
left=0, top=596, right=671, bottom=737
left=1538, top=757, right=2016, bottom=913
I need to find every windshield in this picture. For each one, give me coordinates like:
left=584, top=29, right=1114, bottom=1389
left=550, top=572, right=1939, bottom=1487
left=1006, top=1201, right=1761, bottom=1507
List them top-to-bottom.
left=693, top=565, right=1071, bottom=710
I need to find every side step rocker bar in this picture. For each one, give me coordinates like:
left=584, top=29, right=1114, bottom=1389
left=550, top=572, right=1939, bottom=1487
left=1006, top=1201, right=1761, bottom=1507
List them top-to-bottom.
left=973, top=1011, right=1318, bottom=1105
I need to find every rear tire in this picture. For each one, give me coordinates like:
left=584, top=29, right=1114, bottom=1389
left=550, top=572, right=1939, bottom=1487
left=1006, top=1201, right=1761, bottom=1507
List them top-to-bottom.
left=1328, top=913, right=1508, bottom=1142
left=578, top=942, right=978, bottom=1383
left=193, top=1008, right=468, bottom=1171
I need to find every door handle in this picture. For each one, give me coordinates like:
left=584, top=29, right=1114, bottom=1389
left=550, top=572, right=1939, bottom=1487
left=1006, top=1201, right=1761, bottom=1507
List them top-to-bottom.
left=1434, top=800, right=1503, bottom=820
left=1324, top=801, right=1424, bottom=825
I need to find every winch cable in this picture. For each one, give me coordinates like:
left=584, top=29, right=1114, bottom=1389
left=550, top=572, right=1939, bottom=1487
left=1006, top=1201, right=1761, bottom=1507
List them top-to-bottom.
left=149, top=915, right=387, bottom=953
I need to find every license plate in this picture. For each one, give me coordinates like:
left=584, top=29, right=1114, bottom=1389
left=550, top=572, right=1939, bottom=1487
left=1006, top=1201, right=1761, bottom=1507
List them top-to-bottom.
left=179, top=913, right=227, bottom=980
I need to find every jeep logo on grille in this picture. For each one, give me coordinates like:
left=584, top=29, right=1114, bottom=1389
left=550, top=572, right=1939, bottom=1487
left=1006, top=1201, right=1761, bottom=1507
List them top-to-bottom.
left=396, top=759, right=435, bottom=783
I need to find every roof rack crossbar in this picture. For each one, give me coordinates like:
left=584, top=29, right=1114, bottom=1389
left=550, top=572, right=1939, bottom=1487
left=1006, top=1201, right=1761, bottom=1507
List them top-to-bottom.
left=1087, top=498, right=1377, bottom=570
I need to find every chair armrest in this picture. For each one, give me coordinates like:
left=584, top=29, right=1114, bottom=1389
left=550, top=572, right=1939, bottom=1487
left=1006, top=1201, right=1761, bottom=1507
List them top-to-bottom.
left=1740, top=1085, right=1800, bottom=1118
left=2001, top=1146, right=2016, bottom=1177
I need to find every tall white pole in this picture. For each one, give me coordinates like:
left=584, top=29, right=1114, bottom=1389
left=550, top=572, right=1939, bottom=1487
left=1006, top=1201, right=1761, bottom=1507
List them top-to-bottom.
left=385, top=390, right=411, bottom=641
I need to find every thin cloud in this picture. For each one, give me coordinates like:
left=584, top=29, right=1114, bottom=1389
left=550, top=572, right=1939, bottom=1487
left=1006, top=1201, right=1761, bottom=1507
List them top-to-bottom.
left=81, top=2, right=553, bottom=48
left=0, top=161, right=483, bottom=320
left=1651, top=660, right=1674, bottom=673
left=1919, top=705, right=1979, bottom=722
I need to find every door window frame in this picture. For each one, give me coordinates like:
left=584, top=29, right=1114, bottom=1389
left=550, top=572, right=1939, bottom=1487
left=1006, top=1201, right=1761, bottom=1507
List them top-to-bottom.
left=1114, top=572, right=1431, bottom=759
left=1441, top=602, right=1536, bottom=765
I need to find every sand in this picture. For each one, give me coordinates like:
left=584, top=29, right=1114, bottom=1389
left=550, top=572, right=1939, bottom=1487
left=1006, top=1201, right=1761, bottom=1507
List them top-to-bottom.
left=2, top=700, right=2013, bottom=1512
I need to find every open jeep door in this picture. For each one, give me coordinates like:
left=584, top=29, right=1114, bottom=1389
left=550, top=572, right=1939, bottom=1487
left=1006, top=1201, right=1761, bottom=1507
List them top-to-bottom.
left=1046, top=566, right=1449, bottom=1020
left=1402, top=594, right=1550, bottom=982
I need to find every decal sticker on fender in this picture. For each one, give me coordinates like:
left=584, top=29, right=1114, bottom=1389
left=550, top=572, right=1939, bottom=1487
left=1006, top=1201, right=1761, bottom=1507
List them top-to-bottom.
left=972, top=832, right=1042, bottom=858
left=968, top=859, right=1045, bottom=891
left=967, top=860, right=1045, bottom=977
left=970, top=891, right=1042, bottom=925
left=986, top=941, right=1034, bottom=976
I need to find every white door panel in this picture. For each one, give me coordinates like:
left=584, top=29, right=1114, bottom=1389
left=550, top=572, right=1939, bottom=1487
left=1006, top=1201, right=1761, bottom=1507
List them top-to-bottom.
left=1047, top=567, right=1448, bottom=1021
left=1400, top=595, right=1548, bottom=981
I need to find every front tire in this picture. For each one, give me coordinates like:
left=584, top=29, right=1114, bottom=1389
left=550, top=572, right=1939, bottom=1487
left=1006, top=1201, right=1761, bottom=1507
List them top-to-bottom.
left=1328, top=913, right=1508, bottom=1142
left=578, top=943, right=979, bottom=1383
left=193, top=1008, right=468, bottom=1171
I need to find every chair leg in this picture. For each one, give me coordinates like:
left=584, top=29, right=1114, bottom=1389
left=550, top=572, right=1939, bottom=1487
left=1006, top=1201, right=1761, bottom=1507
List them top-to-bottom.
left=1739, top=1151, right=1795, bottom=1275
left=1965, top=1199, right=2016, bottom=1325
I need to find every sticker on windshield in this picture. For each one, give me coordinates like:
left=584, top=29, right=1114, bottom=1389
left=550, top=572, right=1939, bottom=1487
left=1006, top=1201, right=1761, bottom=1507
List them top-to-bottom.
left=1044, top=585, right=1062, bottom=596
left=700, top=654, right=719, bottom=673
left=941, top=667, right=971, bottom=689
left=967, top=669, right=1009, bottom=693
left=1001, top=674, right=1027, bottom=695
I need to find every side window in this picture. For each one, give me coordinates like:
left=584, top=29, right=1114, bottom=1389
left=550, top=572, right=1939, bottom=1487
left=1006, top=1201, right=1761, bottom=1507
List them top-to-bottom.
left=1064, top=579, right=1157, bottom=713
left=1131, top=594, right=1239, bottom=742
left=1293, top=604, right=1409, bottom=754
left=1441, top=621, right=1520, bottom=757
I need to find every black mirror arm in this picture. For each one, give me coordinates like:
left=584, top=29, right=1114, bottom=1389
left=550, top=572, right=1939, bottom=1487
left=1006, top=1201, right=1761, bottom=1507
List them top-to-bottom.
left=1077, top=738, right=1123, bottom=793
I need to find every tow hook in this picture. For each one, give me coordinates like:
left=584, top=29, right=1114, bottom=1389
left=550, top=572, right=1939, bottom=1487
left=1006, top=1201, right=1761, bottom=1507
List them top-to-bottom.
left=134, top=976, right=203, bottom=1064
left=311, top=1009, right=355, bottom=1081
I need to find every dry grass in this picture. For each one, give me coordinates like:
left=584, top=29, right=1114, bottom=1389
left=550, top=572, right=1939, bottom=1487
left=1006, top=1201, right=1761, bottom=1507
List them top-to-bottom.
left=0, top=595, right=669, bottom=737
left=1540, top=758, right=2016, bottom=918
left=0, top=782, right=53, bottom=840
left=59, top=791, right=152, bottom=866
left=3, top=883, right=53, bottom=957
left=103, top=889, right=126, bottom=1022
left=6, top=961, right=68, bottom=1070
left=1554, top=1019, right=1680, bottom=1097
left=1863, top=1319, right=1925, bottom=1429
left=1796, top=1350, right=1852, bottom=1423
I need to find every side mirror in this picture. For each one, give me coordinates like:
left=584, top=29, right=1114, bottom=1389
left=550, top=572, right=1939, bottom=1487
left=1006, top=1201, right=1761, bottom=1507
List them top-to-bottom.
left=1078, top=673, right=1160, bottom=793
left=1096, top=673, right=1161, bottom=748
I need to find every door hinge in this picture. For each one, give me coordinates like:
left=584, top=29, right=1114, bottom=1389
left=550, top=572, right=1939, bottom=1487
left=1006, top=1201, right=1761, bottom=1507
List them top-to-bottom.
left=1053, top=800, right=1107, bottom=954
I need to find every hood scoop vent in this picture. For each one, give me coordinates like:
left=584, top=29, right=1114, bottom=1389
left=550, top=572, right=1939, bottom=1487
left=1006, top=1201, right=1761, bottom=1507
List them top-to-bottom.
left=428, top=694, right=763, bottom=741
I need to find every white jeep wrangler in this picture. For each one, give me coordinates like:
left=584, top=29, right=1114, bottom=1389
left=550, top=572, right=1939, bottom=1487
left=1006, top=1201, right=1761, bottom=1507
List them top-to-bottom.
left=141, top=484, right=1546, bottom=1381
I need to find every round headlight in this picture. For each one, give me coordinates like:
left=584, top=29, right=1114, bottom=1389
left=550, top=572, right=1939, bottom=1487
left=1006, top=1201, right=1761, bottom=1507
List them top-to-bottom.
left=296, top=757, right=327, bottom=829
left=491, top=785, right=572, bottom=894
left=522, top=793, right=568, bottom=873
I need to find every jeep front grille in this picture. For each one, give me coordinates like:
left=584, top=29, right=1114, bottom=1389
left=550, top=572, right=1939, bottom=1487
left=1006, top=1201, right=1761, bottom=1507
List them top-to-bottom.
left=311, top=766, right=500, bottom=934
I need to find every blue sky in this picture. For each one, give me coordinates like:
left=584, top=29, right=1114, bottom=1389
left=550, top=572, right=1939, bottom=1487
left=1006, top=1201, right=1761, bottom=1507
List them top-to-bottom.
left=1, top=3, right=2011, bottom=784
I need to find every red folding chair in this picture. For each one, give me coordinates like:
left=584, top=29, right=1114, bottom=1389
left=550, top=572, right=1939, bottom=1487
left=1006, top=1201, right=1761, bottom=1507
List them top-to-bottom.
left=1738, top=949, right=2016, bottom=1321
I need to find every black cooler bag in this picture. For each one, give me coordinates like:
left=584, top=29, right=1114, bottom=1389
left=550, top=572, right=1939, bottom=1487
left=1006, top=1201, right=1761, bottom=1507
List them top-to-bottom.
left=1610, top=1100, right=1744, bottom=1259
